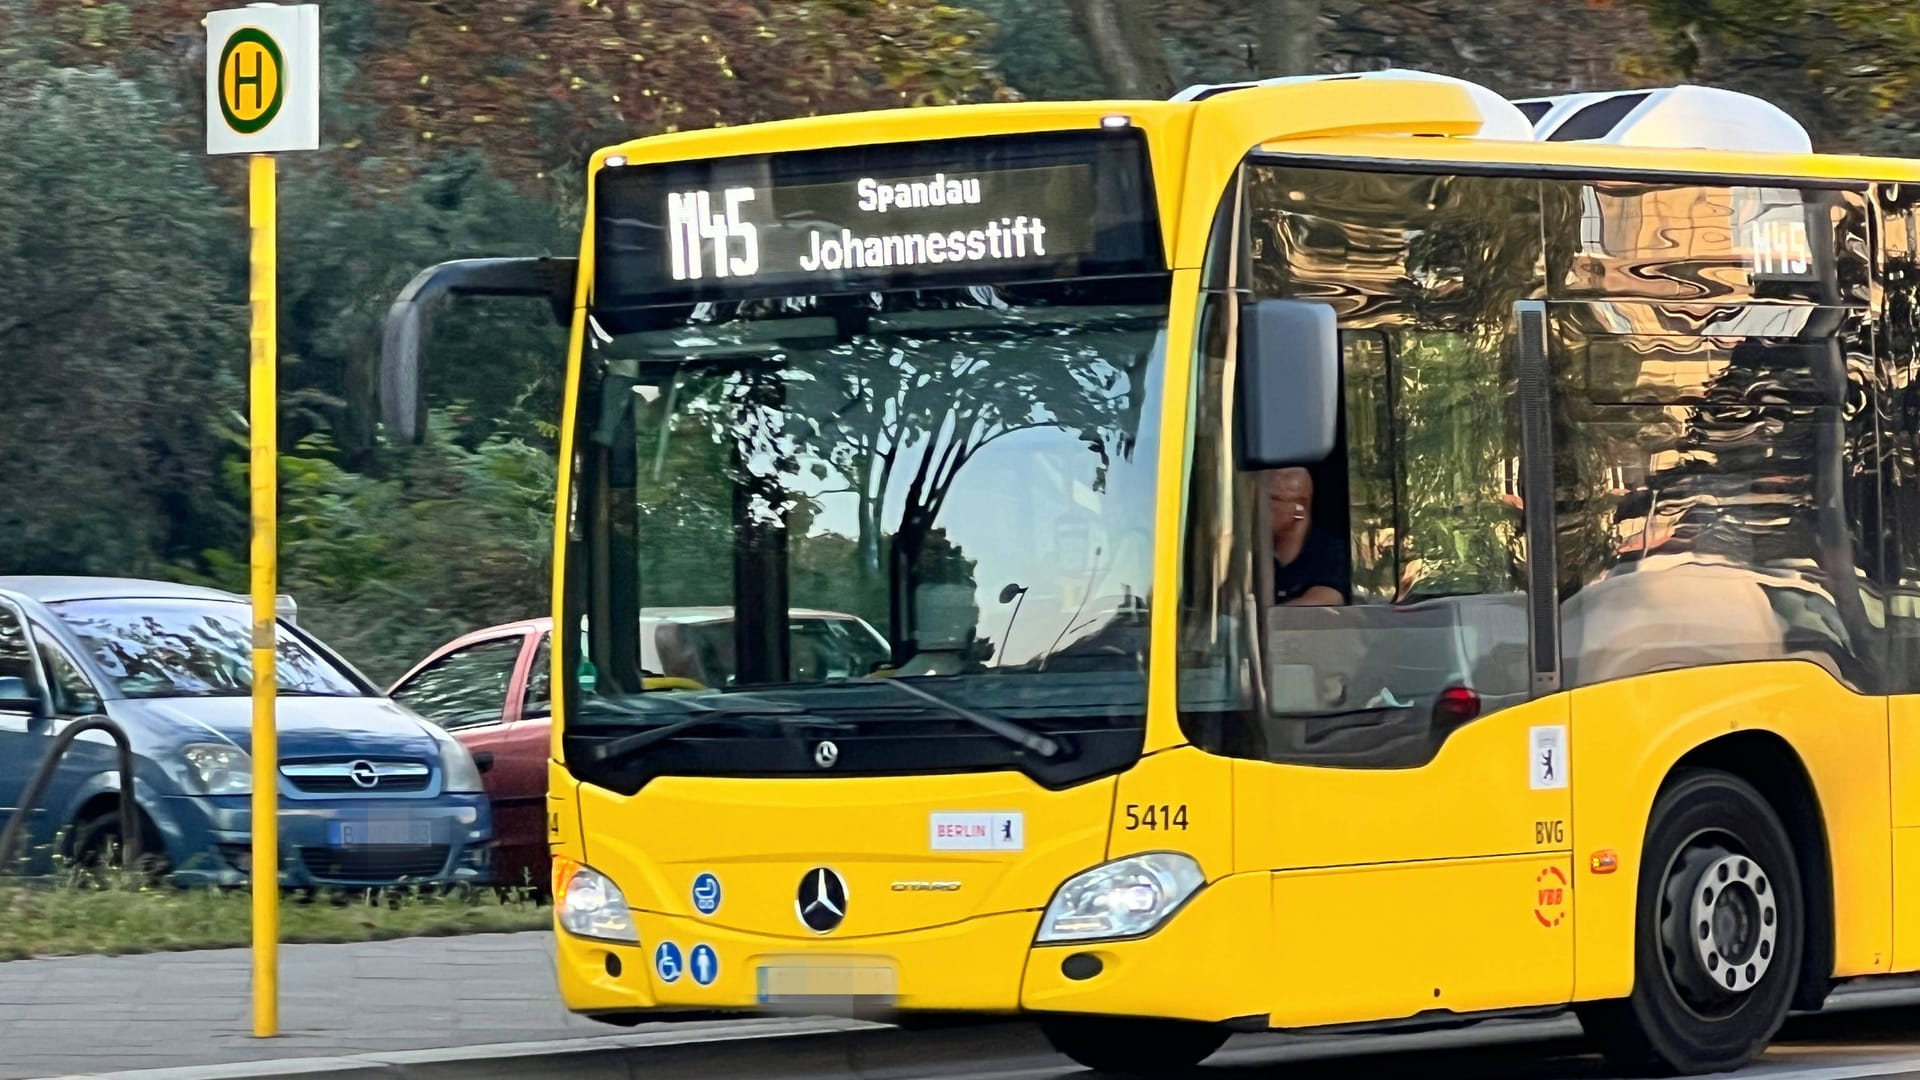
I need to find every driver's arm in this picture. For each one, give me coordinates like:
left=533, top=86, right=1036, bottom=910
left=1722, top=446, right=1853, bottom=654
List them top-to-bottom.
left=1282, top=585, right=1344, bottom=607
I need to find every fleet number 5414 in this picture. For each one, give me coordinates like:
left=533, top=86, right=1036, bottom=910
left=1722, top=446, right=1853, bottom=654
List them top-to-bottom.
left=1124, top=804, right=1189, bottom=831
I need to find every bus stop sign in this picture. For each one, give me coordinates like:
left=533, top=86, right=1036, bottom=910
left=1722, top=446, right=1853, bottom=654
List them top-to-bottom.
left=206, top=4, right=319, bottom=156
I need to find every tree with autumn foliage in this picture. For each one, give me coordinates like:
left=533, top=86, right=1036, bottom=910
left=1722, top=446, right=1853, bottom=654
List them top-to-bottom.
left=27, top=0, right=1007, bottom=183
left=355, top=1, right=1008, bottom=181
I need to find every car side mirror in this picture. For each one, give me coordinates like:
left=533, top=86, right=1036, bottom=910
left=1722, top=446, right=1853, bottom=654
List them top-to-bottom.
left=1236, top=298, right=1339, bottom=468
left=0, top=676, right=45, bottom=717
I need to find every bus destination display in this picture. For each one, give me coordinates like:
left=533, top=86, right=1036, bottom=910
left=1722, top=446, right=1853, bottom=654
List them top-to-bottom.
left=594, top=129, right=1163, bottom=312
left=665, top=166, right=1086, bottom=283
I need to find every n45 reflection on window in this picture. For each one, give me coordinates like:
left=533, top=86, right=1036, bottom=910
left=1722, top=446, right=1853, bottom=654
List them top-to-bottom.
left=667, top=187, right=759, bottom=281
left=1123, top=803, right=1188, bottom=831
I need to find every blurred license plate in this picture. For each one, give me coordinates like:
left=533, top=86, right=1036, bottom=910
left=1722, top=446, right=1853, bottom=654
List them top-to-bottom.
left=328, top=820, right=430, bottom=846
left=756, top=961, right=898, bottom=1005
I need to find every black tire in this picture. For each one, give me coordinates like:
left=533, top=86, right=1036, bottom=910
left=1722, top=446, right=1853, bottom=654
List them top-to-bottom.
left=1576, top=768, right=1804, bottom=1075
left=71, top=809, right=171, bottom=886
left=1038, top=1016, right=1228, bottom=1075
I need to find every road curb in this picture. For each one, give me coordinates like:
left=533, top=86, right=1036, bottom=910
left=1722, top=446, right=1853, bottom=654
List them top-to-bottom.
left=25, top=1018, right=1061, bottom=1080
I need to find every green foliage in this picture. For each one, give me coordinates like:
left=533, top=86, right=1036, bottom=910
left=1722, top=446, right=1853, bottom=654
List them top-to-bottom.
left=971, top=0, right=1105, bottom=99
left=1620, top=0, right=1920, bottom=154
left=0, top=65, right=243, bottom=574
left=269, top=152, right=572, bottom=454
left=194, top=411, right=556, bottom=684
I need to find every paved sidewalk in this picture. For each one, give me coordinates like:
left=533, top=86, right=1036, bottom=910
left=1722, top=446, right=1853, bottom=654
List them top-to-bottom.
left=0, top=932, right=615, bottom=1079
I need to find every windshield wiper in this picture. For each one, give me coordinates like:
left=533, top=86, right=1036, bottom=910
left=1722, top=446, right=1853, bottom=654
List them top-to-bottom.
left=852, top=677, right=1065, bottom=759
left=575, top=696, right=819, bottom=766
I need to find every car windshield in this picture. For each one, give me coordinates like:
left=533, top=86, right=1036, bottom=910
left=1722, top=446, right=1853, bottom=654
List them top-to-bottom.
left=572, top=276, right=1167, bottom=724
left=50, top=597, right=365, bottom=699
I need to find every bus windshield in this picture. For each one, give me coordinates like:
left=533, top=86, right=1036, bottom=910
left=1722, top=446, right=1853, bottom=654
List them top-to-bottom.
left=562, top=128, right=1172, bottom=784
left=572, top=276, right=1167, bottom=731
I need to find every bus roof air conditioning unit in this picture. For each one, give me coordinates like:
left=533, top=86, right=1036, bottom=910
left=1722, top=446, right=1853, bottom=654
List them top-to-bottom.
left=1173, top=68, right=1537, bottom=142
left=1512, top=86, right=1812, bottom=153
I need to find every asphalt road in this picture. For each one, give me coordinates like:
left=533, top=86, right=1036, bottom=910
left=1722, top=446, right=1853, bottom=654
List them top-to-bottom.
left=15, top=934, right=1920, bottom=1080
left=643, top=991, right=1920, bottom=1080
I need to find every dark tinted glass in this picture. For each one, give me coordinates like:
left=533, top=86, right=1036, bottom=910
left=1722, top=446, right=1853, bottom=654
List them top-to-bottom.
left=1543, top=179, right=1879, bottom=691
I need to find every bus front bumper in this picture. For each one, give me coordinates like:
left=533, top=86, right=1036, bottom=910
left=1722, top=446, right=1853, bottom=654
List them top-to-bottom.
left=556, top=873, right=1267, bottom=1024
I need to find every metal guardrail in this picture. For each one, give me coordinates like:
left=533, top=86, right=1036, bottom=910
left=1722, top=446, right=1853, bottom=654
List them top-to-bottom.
left=0, top=716, right=140, bottom=874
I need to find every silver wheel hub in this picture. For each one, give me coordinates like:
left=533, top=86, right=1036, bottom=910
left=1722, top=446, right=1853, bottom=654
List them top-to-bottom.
left=1686, top=853, right=1777, bottom=995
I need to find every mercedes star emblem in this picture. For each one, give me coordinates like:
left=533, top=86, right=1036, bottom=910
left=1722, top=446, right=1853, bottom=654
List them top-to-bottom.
left=813, top=740, right=839, bottom=769
left=348, top=760, right=379, bottom=789
left=796, top=867, right=848, bottom=933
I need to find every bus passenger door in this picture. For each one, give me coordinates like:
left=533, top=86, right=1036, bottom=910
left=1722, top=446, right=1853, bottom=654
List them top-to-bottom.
left=1227, top=165, right=1573, bottom=1028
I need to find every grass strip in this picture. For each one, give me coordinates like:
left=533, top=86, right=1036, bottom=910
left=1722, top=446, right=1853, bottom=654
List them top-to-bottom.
left=0, top=879, right=549, bottom=961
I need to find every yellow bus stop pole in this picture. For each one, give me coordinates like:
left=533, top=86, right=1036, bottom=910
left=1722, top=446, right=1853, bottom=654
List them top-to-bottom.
left=248, top=150, right=279, bottom=1040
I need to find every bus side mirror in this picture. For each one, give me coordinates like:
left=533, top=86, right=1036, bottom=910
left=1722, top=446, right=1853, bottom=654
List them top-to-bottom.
left=379, top=256, right=578, bottom=444
left=1236, top=299, right=1339, bottom=469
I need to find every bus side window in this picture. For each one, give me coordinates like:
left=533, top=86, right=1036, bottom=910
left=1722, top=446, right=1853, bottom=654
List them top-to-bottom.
left=1244, top=168, right=1542, bottom=763
left=1262, top=324, right=1531, bottom=733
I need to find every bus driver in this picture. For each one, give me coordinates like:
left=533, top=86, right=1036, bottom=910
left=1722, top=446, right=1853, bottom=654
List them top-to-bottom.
left=1268, top=467, right=1348, bottom=607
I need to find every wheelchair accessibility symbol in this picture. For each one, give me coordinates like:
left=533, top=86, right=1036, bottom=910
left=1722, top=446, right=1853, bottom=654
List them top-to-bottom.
left=654, top=941, right=684, bottom=983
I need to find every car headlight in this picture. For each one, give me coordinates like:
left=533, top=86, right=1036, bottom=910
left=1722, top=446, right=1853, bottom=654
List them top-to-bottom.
left=431, top=731, right=485, bottom=793
left=182, top=743, right=252, bottom=795
left=1036, top=852, right=1205, bottom=944
left=557, top=862, right=639, bottom=943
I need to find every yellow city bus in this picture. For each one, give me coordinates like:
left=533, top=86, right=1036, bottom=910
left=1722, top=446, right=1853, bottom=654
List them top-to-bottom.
left=380, top=70, right=1920, bottom=1076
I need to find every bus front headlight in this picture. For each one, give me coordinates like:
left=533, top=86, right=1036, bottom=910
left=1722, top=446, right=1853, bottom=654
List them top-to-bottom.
left=1036, top=852, right=1205, bottom=943
left=557, top=862, right=639, bottom=943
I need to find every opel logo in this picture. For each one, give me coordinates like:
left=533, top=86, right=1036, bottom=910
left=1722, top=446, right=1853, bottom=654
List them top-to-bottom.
left=813, top=740, right=839, bottom=769
left=348, top=760, right=379, bottom=789
left=796, top=867, right=848, bottom=933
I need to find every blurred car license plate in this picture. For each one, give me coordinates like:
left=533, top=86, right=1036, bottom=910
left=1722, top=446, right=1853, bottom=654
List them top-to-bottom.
left=329, top=820, right=430, bottom=846
left=756, top=960, right=897, bottom=1005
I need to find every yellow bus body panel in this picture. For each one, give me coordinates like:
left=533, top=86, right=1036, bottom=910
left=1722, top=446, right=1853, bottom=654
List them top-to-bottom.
left=1568, top=664, right=1892, bottom=1000
left=1232, top=698, right=1575, bottom=1023
left=1888, top=698, right=1920, bottom=971
left=1105, top=747, right=1233, bottom=870
left=574, top=773, right=1116, bottom=936
left=1892, top=823, right=1920, bottom=972
left=1269, top=853, right=1573, bottom=1026
left=1021, top=873, right=1273, bottom=1021
left=560, top=909, right=1045, bottom=1014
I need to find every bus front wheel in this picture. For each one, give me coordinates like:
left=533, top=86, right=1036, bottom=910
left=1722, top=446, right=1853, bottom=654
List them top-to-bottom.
left=1578, top=768, right=1804, bottom=1076
left=1038, top=1015, right=1228, bottom=1074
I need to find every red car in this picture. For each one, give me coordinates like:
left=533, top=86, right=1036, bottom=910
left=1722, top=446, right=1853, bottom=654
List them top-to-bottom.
left=388, top=608, right=890, bottom=893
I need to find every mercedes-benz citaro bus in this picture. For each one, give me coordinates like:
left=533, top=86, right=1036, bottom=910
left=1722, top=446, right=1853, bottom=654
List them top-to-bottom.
left=380, top=68, right=1920, bottom=1075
